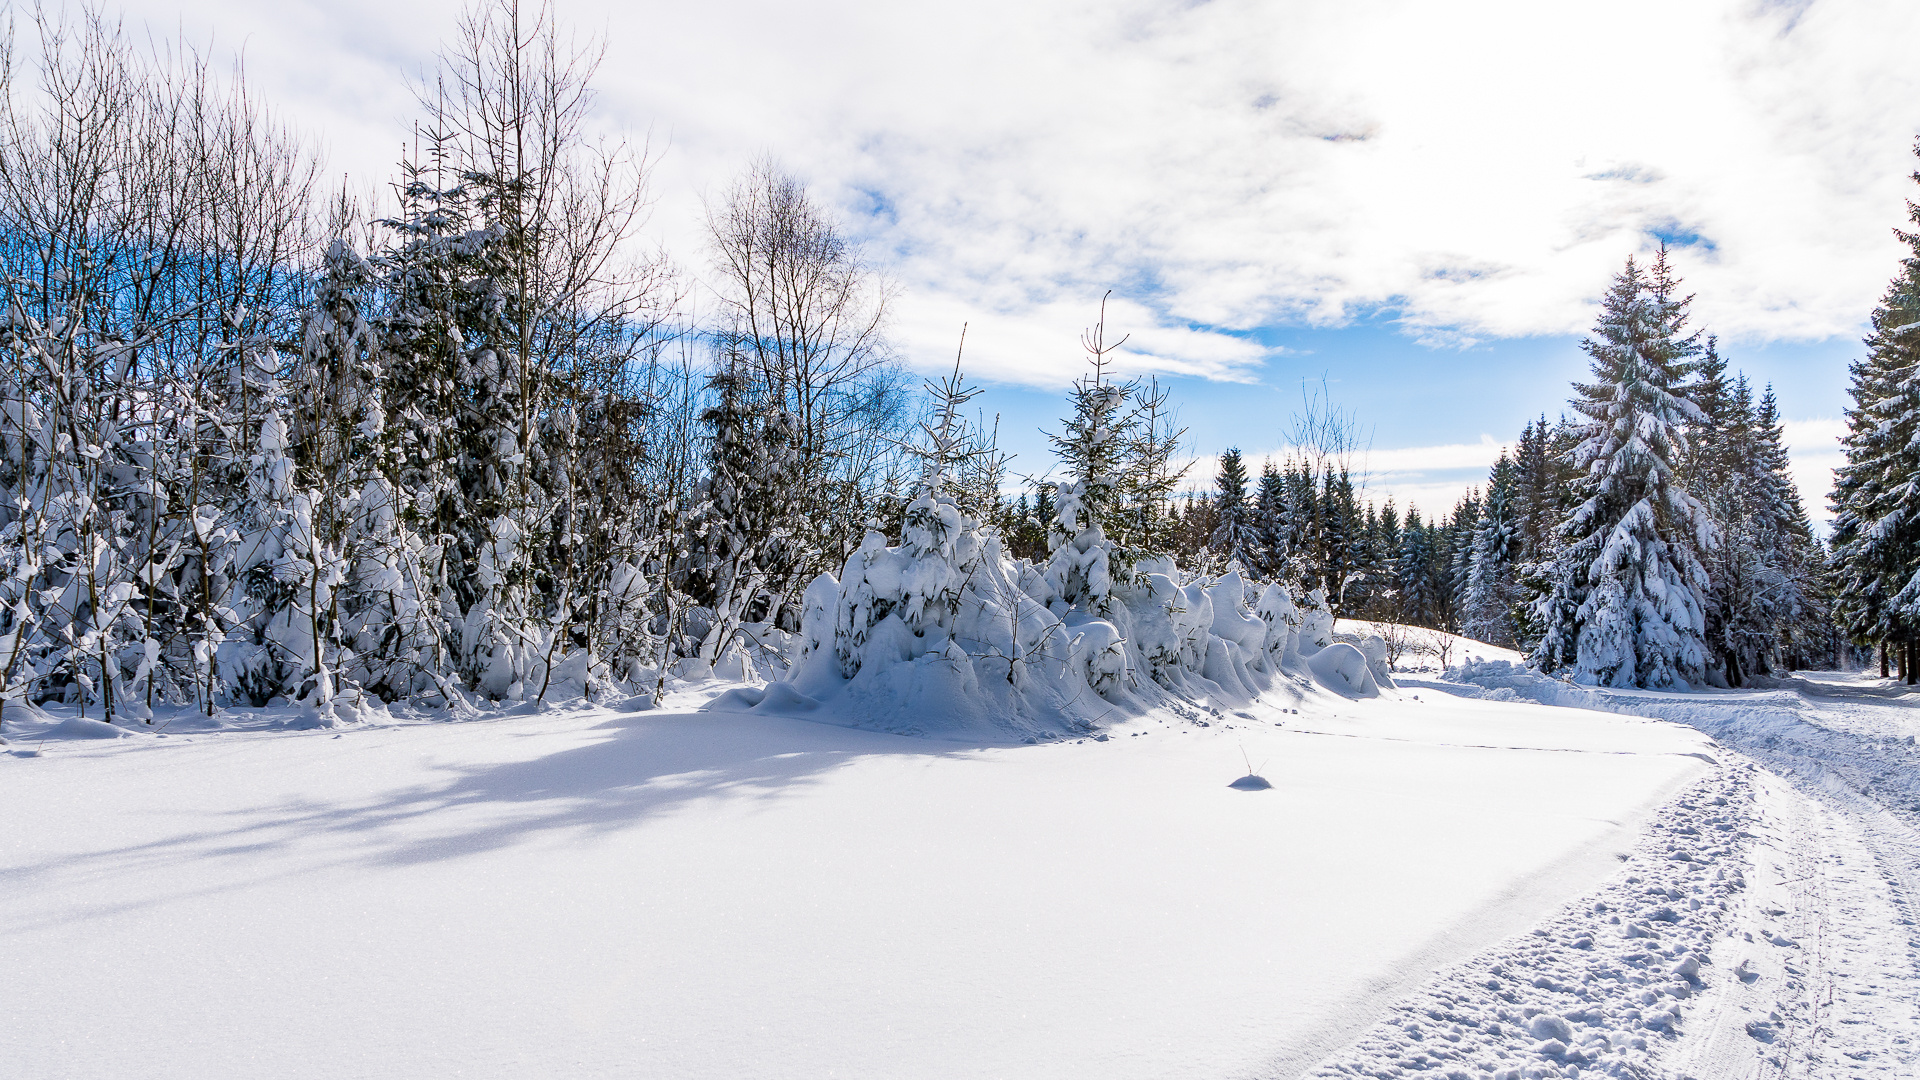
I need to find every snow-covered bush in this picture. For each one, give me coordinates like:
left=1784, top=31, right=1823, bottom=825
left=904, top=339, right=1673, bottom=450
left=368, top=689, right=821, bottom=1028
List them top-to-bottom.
left=710, top=496, right=1342, bottom=738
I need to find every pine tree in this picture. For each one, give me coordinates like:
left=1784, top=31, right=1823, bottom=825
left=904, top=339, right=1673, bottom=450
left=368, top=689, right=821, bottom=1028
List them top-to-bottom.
left=1831, top=143, right=1920, bottom=680
left=1535, top=249, right=1715, bottom=687
left=1045, top=301, right=1135, bottom=612
left=1210, top=447, right=1256, bottom=568
left=1462, top=455, right=1523, bottom=646
left=1253, top=461, right=1288, bottom=576
left=1440, top=491, right=1481, bottom=631
left=1395, top=510, right=1438, bottom=627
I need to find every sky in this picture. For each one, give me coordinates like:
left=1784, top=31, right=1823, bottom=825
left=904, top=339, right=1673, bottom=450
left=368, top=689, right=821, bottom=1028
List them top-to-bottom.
left=97, top=0, right=1920, bottom=524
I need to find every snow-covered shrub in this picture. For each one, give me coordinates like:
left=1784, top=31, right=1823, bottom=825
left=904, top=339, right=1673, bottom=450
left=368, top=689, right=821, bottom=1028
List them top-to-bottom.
left=710, top=497, right=1335, bottom=739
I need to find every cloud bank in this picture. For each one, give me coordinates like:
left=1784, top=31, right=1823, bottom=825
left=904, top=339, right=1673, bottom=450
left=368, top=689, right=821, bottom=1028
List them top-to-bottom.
left=111, top=0, right=1920, bottom=392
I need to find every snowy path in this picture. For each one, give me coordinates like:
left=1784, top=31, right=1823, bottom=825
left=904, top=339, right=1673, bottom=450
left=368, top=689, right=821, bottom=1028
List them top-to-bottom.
left=1312, top=671, right=1920, bottom=1079
left=2, top=688, right=1714, bottom=1080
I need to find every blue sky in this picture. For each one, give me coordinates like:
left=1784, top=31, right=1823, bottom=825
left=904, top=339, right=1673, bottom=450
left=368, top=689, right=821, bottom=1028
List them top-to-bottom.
left=96, top=0, right=1920, bottom=523
left=975, top=319, right=1860, bottom=522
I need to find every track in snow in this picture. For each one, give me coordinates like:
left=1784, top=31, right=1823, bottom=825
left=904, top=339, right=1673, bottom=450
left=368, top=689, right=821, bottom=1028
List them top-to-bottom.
left=1303, top=671, right=1920, bottom=1080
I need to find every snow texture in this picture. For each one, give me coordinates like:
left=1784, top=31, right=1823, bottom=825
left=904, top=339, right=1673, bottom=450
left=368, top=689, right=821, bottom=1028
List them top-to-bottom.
left=2, top=666, right=1716, bottom=1080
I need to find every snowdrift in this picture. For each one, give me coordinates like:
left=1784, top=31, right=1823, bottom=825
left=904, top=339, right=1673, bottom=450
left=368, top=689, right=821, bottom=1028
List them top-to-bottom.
left=707, top=491, right=1370, bottom=740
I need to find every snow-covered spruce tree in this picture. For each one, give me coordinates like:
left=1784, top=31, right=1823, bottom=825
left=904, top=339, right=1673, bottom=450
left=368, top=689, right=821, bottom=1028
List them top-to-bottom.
left=1830, top=143, right=1920, bottom=680
left=363, top=150, right=519, bottom=701
left=1534, top=250, right=1714, bottom=688
left=1044, top=299, right=1134, bottom=615
left=1684, top=339, right=1753, bottom=683
left=1830, top=343, right=1908, bottom=671
left=828, top=350, right=997, bottom=678
left=1115, top=376, right=1187, bottom=561
left=1709, top=383, right=1824, bottom=680
left=1748, top=387, right=1828, bottom=666
left=1210, top=447, right=1256, bottom=568
left=1461, top=454, right=1524, bottom=646
left=1253, top=461, right=1289, bottom=576
left=1317, top=470, right=1362, bottom=613
left=1440, top=490, right=1480, bottom=632
left=1345, top=499, right=1396, bottom=620
left=1395, top=510, right=1439, bottom=627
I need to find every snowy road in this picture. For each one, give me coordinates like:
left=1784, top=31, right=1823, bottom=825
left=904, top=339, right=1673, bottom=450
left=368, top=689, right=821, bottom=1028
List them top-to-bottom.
left=1320, top=670, right=1920, bottom=1079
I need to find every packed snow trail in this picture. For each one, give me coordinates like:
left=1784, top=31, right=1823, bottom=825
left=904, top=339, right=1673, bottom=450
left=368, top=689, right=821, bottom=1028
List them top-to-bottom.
left=1303, top=669, right=1920, bottom=1079
left=2, top=686, right=1714, bottom=1080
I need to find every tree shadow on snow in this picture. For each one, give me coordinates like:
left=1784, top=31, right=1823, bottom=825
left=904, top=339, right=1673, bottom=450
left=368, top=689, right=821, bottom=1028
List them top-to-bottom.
left=3, top=710, right=984, bottom=925
left=328, top=710, right=982, bottom=867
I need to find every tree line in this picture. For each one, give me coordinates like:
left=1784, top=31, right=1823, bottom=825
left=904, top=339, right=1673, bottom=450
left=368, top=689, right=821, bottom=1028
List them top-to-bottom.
left=0, top=0, right=1899, bottom=729
left=0, top=2, right=942, bottom=723
left=1160, top=247, right=1834, bottom=689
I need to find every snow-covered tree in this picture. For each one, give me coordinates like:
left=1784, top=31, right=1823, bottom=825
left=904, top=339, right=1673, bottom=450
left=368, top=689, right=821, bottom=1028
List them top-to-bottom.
left=1831, top=188, right=1920, bottom=676
left=1534, top=249, right=1715, bottom=688
left=1210, top=447, right=1256, bottom=568
left=1461, top=455, right=1523, bottom=646
left=1252, top=461, right=1289, bottom=576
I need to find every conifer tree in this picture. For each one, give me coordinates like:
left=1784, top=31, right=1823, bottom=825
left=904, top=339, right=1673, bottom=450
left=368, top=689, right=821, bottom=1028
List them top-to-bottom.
left=1535, top=249, right=1714, bottom=687
left=1210, top=447, right=1255, bottom=568
left=1462, top=455, right=1524, bottom=646
left=1253, top=461, right=1288, bottom=576
left=1395, top=510, right=1438, bottom=627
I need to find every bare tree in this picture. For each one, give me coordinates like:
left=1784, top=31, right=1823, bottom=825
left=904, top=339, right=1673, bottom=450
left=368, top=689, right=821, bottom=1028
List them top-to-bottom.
left=705, top=157, right=905, bottom=590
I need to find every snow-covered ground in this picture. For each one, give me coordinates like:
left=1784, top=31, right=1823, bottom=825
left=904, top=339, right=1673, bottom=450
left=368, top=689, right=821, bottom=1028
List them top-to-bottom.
left=1334, top=619, right=1527, bottom=673
left=5, top=663, right=1917, bottom=1079
left=1377, top=663, right=1920, bottom=1078
left=4, top=679, right=1711, bottom=1079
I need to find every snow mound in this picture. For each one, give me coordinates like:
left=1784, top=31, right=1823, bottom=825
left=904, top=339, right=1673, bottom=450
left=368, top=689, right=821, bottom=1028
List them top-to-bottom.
left=1308, top=642, right=1381, bottom=698
left=43, top=716, right=134, bottom=740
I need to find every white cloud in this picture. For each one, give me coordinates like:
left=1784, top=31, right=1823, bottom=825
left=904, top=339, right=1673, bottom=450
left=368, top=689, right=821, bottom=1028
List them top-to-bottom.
left=105, top=0, right=1920, bottom=394
left=1784, top=416, right=1846, bottom=529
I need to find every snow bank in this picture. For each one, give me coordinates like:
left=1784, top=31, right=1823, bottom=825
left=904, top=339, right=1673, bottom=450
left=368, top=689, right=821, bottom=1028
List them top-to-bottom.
left=1307, top=642, right=1380, bottom=698
left=42, top=716, right=130, bottom=740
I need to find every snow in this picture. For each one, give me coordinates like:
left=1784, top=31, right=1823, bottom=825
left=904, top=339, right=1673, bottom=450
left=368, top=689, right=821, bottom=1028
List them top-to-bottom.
left=8, top=608, right=1918, bottom=1080
left=1335, top=618, right=1527, bottom=672
left=1307, top=640, right=1383, bottom=697
left=1386, top=664, right=1920, bottom=1076
left=2, top=680, right=1715, bottom=1079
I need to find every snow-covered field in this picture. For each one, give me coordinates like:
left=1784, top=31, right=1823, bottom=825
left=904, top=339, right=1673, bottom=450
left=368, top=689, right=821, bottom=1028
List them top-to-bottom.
left=1334, top=619, right=1527, bottom=673
left=5, top=663, right=1917, bottom=1079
